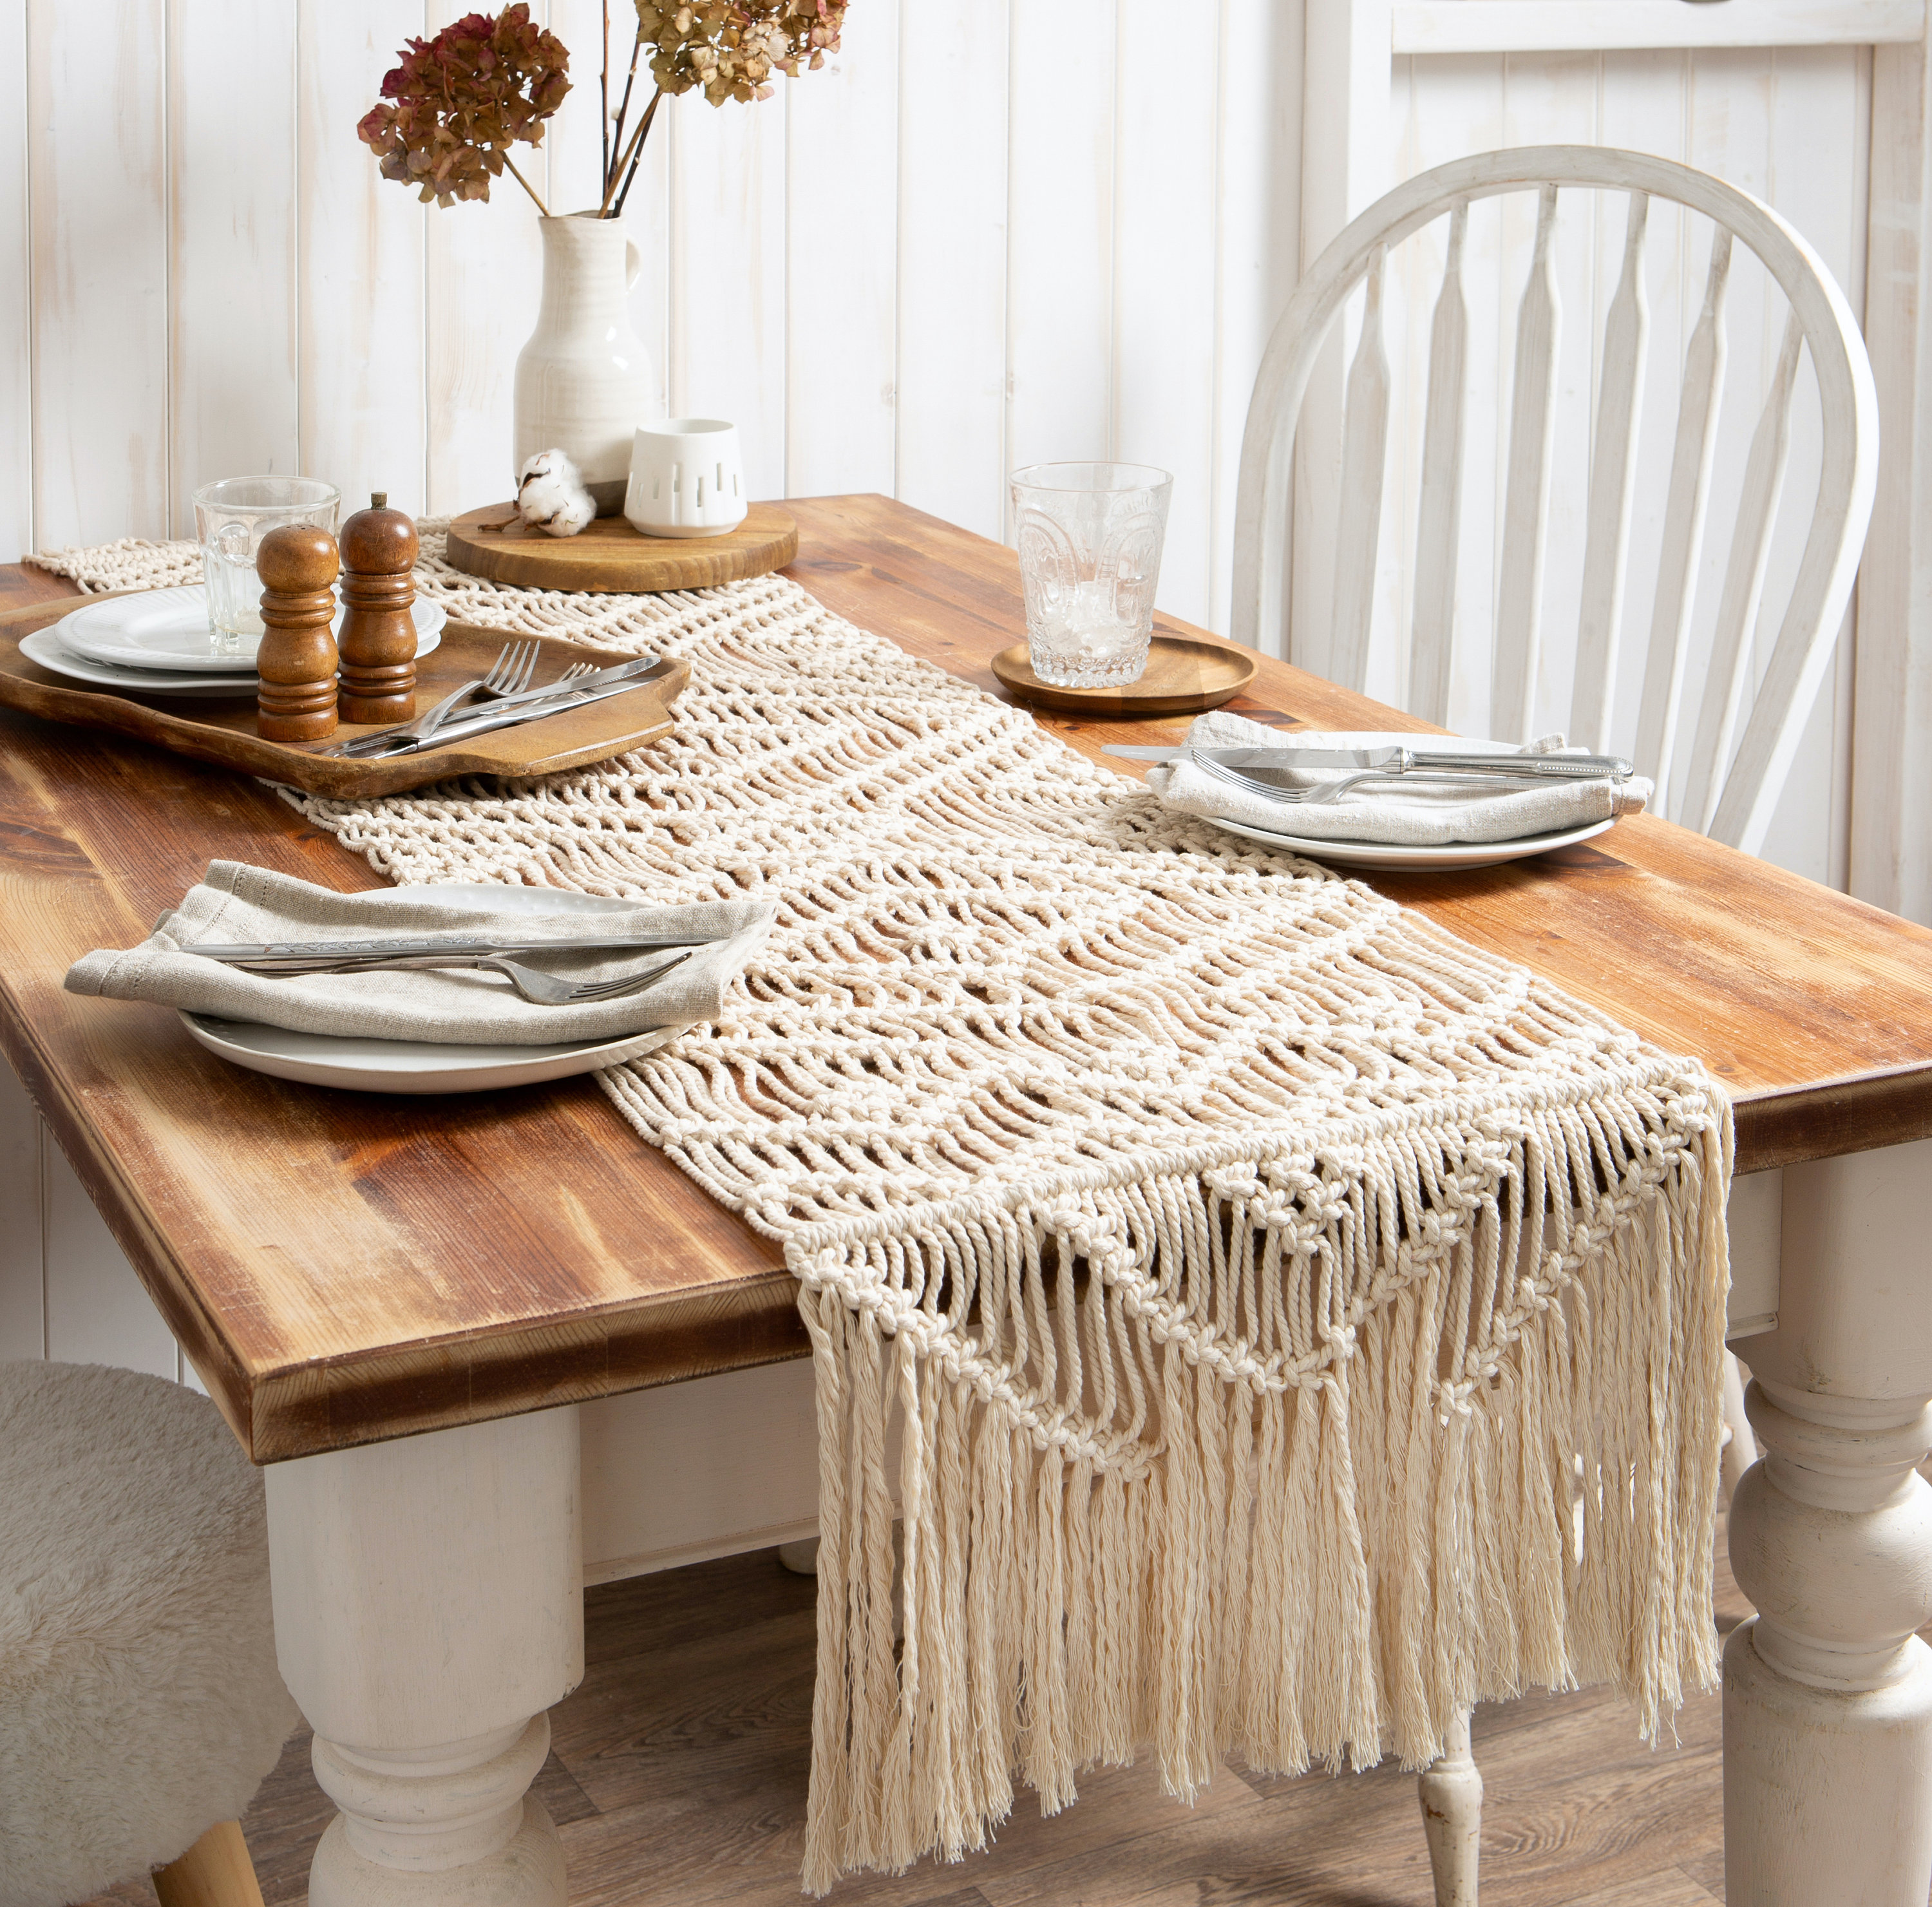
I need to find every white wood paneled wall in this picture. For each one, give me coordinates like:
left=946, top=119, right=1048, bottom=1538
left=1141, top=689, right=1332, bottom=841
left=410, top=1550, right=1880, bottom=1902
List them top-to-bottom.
left=0, top=0, right=1303, bottom=636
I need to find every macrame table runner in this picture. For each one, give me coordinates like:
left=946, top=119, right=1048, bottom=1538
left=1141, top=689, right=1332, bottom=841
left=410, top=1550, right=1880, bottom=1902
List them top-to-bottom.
left=35, top=530, right=1733, bottom=1893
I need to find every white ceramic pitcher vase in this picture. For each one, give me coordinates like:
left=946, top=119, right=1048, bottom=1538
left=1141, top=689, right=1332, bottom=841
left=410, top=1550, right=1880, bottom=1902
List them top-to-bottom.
left=513, top=214, right=656, bottom=514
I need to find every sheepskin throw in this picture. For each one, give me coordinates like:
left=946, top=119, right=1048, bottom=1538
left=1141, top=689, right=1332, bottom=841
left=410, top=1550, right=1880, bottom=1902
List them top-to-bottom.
left=33, top=530, right=1732, bottom=1896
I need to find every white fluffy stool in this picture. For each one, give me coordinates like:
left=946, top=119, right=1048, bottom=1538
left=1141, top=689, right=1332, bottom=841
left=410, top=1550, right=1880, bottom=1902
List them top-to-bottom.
left=0, top=1361, right=299, bottom=1906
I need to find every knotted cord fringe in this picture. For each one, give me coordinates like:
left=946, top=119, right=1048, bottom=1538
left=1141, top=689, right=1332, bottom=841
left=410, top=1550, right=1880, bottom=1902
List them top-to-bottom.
left=37, top=529, right=1732, bottom=1894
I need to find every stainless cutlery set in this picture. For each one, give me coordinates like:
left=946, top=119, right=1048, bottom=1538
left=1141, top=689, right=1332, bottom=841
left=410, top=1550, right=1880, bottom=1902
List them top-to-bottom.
left=319, top=641, right=662, bottom=760
left=1103, top=741, right=1631, bottom=808
left=182, top=929, right=730, bottom=1007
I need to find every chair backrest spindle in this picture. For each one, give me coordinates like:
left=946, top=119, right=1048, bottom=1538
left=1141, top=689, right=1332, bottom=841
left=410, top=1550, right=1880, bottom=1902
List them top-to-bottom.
left=1230, top=147, right=1877, bottom=858
left=1571, top=190, right=1651, bottom=756
left=1409, top=200, right=1470, bottom=726
left=1633, top=227, right=1732, bottom=804
left=1331, top=246, right=1392, bottom=693
left=1681, top=307, right=1805, bottom=835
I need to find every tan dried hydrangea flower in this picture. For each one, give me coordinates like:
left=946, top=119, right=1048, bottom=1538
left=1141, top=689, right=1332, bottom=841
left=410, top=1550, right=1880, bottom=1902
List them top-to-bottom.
left=635, top=1, right=848, bottom=106
left=358, top=5, right=571, bottom=210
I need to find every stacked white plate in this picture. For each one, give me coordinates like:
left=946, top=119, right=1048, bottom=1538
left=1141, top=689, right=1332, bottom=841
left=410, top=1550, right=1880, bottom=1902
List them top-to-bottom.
left=23, top=584, right=445, bottom=700
left=176, top=887, right=686, bottom=1094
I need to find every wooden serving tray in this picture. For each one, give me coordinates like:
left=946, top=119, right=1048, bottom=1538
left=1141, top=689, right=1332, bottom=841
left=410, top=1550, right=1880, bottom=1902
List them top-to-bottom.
left=446, top=500, right=797, bottom=593
left=0, top=598, right=687, bottom=797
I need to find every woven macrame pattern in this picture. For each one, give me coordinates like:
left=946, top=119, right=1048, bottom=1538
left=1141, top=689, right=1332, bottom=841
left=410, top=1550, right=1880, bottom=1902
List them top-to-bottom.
left=36, top=530, right=1732, bottom=1895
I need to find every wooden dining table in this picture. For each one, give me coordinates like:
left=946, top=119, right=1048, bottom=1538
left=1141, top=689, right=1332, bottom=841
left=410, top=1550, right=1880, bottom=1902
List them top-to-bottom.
left=2, top=494, right=1929, bottom=1906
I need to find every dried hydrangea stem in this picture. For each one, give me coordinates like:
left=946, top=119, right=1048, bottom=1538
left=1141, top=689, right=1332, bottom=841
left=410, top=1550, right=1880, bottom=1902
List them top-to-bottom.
left=499, top=150, right=553, bottom=218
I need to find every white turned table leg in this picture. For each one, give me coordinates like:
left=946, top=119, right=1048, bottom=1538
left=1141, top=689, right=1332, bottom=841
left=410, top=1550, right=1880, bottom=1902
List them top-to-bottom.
left=1721, top=1137, right=1932, bottom=1907
left=1724, top=1382, right=1932, bottom=1906
left=264, top=1408, right=583, bottom=1907
left=1417, top=1707, right=1481, bottom=1904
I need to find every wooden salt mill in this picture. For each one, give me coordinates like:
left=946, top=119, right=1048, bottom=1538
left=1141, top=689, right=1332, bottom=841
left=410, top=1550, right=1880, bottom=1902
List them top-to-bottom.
left=337, top=492, right=419, bottom=723
left=254, top=525, right=339, bottom=742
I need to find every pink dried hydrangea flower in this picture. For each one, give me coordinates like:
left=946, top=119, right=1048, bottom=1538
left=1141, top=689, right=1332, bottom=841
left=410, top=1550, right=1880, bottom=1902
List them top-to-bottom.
left=357, top=5, right=571, bottom=211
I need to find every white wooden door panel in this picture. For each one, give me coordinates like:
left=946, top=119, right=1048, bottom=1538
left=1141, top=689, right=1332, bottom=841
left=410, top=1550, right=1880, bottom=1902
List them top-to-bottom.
left=0, top=0, right=31, bottom=565
left=28, top=0, right=168, bottom=551
left=168, top=0, right=300, bottom=536
left=296, top=0, right=428, bottom=518
left=1005, top=0, right=1117, bottom=531
left=1115, top=0, right=1222, bottom=626
left=1209, top=0, right=1305, bottom=636
left=895, top=1, right=1008, bottom=543
left=784, top=11, right=898, bottom=500
left=664, top=86, right=789, bottom=502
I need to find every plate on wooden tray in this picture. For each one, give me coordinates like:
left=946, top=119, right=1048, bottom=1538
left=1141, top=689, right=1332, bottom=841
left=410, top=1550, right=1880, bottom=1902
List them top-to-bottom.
left=446, top=502, right=798, bottom=594
left=55, top=584, right=446, bottom=670
left=23, top=620, right=444, bottom=697
left=992, top=632, right=1257, bottom=717
left=1208, top=813, right=1616, bottom=871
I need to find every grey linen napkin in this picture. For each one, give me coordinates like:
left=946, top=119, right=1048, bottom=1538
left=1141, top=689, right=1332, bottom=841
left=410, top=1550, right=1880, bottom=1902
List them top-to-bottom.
left=1146, top=713, right=1653, bottom=846
left=64, top=861, right=776, bottom=1047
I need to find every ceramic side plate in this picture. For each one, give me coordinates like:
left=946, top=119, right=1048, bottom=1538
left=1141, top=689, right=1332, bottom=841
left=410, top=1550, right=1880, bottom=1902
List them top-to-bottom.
left=57, top=585, right=447, bottom=672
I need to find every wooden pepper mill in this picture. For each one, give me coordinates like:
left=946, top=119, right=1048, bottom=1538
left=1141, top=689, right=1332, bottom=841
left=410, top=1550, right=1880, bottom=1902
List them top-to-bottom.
left=337, top=491, right=419, bottom=723
left=254, top=525, right=340, bottom=742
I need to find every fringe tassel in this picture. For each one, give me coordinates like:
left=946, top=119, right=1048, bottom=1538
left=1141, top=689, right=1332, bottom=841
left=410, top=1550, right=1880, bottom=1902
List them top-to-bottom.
left=794, top=1101, right=1730, bottom=1895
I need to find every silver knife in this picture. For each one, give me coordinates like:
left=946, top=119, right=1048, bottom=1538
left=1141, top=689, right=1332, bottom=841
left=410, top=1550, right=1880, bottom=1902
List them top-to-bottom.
left=332, top=654, right=661, bottom=758
left=350, top=676, right=658, bottom=761
left=1102, top=743, right=1633, bottom=778
left=182, top=931, right=730, bottom=972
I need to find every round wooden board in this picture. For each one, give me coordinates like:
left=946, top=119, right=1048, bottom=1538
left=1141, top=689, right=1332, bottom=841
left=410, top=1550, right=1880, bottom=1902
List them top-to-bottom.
left=445, top=500, right=797, bottom=594
left=991, top=633, right=1256, bottom=718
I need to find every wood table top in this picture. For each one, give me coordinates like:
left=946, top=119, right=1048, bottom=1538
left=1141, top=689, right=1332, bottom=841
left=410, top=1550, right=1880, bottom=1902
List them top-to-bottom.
left=4, top=495, right=1929, bottom=1462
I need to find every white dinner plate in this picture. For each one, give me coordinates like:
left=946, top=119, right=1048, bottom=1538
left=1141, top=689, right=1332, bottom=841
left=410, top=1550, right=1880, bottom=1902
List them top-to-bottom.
left=55, top=584, right=446, bottom=672
left=23, top=618, right=442, bottom=698
left=1209, top=813, right=1616, bottom=871
left=173, top=885, right=691, bottom=1092
left=178, top=1012, right=689, bottom=1094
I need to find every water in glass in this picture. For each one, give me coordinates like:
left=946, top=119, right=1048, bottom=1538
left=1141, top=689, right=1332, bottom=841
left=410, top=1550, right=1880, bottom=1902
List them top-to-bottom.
left=1010, top=462, right=1172, bottom=688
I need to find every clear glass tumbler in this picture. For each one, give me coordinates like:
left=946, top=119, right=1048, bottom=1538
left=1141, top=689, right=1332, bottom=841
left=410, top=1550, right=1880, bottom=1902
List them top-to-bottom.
left=1010, top=462, right=1173, bottom=688
left=191, top=477, right=341, bottom=656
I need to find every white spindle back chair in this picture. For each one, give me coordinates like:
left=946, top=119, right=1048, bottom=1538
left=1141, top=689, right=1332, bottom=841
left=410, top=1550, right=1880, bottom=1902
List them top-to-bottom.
left=1231, top=147, right=1878, bottom=859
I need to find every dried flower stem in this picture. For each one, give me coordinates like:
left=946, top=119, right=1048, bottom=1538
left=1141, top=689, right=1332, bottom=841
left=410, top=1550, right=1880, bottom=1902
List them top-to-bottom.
left=599, top=4, right=611, bottom=190
left=605, top=26, right=646, bottom=209
left=600, top=86, right=661, bottom=215
left=610, top=90, right=663, bottom=216
left=499, top=150, right=553, bottom=216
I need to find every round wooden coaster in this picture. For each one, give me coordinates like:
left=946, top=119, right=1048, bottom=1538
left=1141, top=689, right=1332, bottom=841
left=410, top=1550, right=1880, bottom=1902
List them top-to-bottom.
left=445, top=501, right=797, bottom=594
left=991, top=633, right=1257, bottom=717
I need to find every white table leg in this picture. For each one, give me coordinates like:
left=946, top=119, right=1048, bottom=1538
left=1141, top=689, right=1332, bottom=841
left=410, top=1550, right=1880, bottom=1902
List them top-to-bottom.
left=1721, top=1138, right=1932, bottom=1906
left=265, top=1406, right=583, bottom=1906
left=1417, top=1707, right=1481, bottom=1904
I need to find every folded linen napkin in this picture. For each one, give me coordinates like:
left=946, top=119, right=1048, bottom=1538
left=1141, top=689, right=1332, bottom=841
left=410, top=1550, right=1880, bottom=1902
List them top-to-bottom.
left=1145, top=712, right=1653, bottom=846
left=64, top=861, right=776, bottom=1047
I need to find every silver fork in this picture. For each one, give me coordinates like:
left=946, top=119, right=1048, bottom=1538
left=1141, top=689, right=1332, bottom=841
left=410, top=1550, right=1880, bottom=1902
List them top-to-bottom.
left=321, top=643, right=536, bottom=757
left=476, top=659, right=592, bottom=701
left=1193, top=752, right=1570, bottom=808
left=305, top=946, right=694, bottom=1005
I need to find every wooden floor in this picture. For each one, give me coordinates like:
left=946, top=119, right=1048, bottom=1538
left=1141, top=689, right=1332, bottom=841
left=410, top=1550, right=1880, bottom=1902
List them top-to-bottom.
left=86, top=1523, right=1761, bottom=1907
